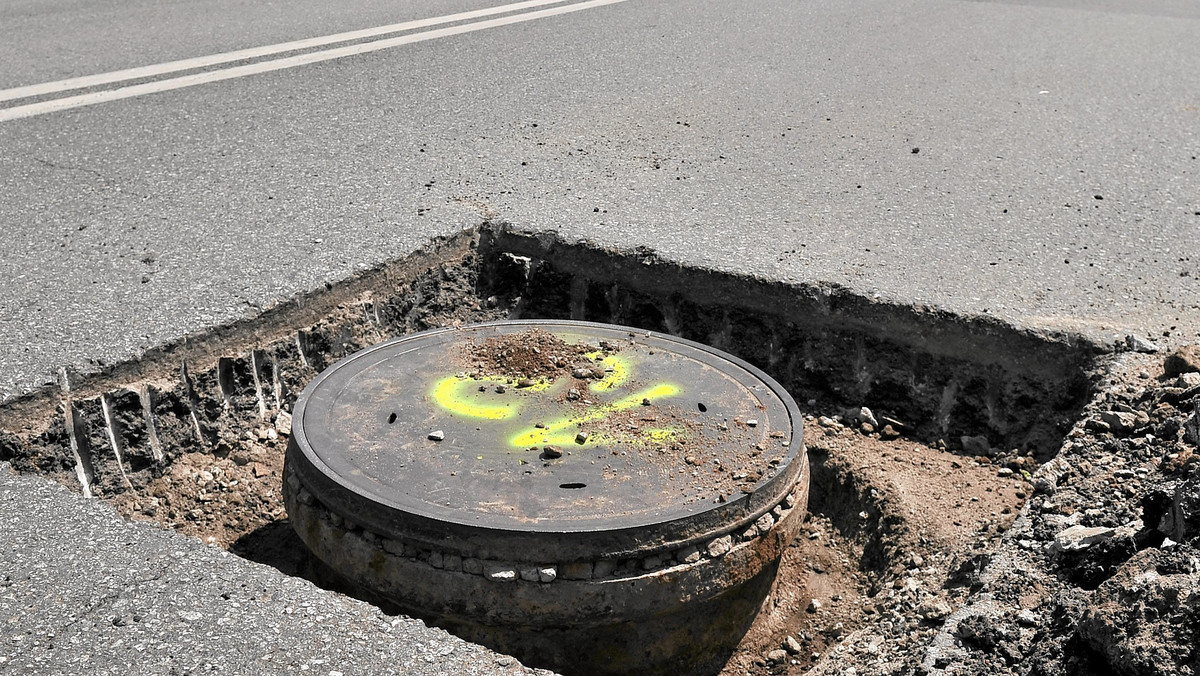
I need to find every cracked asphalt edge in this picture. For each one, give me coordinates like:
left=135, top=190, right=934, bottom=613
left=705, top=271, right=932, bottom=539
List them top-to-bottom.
left=0, top=462, right=551, bottom=676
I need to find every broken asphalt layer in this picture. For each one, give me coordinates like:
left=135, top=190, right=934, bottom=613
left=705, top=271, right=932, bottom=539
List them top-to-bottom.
left=0, top=0, right=1197, bottom=673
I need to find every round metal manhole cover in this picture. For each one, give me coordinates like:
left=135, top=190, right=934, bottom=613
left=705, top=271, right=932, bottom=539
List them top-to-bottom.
left=288, top=320, right=803, bottom=561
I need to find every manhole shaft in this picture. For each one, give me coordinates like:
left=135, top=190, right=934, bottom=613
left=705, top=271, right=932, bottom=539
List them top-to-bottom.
left=284, top=320, right=809, bottom=675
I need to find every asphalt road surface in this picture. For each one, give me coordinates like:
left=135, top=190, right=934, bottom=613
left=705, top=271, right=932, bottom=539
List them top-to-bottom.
left=0, top=0, right=1197, bottom=672
left=1, top=0, right=1198, bottom=400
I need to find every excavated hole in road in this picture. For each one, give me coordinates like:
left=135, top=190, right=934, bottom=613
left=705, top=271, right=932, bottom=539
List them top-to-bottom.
left=0, top=225, right=1097, bottom=676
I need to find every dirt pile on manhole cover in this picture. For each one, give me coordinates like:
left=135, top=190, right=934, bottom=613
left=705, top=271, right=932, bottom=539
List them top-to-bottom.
left=465, top=327, right=602, bottom=381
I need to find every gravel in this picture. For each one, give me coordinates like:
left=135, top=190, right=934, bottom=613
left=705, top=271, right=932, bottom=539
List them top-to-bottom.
left=806, top=350, right=1200, bottom=676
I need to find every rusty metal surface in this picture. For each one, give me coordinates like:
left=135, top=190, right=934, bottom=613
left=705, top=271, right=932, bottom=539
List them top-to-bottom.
left=289, top=320, right=803, bottom=558
left=285, top=479, right=807, bottom=676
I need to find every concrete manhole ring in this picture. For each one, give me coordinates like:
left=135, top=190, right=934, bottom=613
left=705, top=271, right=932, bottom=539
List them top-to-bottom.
left=283, top=320, right=809, bottom=675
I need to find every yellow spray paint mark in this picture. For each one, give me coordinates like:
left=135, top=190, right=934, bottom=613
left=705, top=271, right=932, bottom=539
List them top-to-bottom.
left=430, top=350, right=686, bottom=451
left=586, top=352, right=630, bottom=392
left=430, top=375, right=552, bottom=420
left=508, top=383, right=680, bottom=447
left=644, top=428, right=677, bottom=442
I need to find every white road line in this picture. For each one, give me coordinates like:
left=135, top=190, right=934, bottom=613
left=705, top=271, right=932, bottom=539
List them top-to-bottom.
left=0, top=0, right=573, bottom=104
left=0, top=0, right=629, bottom=123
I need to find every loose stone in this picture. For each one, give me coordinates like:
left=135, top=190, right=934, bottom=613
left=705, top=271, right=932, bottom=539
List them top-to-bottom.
left=1125, top=334, right=1159, bottom=353
left=1164, top=346, right=1200, bottom=376
left=756, top=512, right=775, bottom=531
left=1052, top=524, right=1117, bottom=553
left=706, top=535, right=733, bottom=557
left=675, top=546, right=702, bottom=564
left=641, top=554, right=665, bottom=570
left=483, top=561, right=517, bottom=582
left=918, top=599, right=952, bottom=620
left=784, top=635, right=803, bottom=654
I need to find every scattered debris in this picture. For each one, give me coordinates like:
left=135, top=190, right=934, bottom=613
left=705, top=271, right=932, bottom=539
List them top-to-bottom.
left=1126, top=334, right=1160, bottom=354
left=843, top=407, right=878, bottom=428
left=1051, top=524, right=1120, bottom=554
left=1078, top=547, right=1200, bottom=676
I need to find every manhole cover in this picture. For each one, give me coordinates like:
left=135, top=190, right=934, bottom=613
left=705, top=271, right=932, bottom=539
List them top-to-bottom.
left=284, top=320, right=808, bottom=675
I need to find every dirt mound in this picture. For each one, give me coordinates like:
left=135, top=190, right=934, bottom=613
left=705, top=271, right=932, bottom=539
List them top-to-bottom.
left=464, top=328, right=608, bottom=382
left=1078, top=546, right=1199, bottom=676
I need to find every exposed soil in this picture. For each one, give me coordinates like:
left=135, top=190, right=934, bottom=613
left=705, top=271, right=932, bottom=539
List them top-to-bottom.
left=490, top=228, right=1093, bottom=464
left=7, top=229, right=1189, bottom=676
left=0, top=249, right=509, bottom=555
left=788, top=349, right=1200, bottom=676
left=93, top=391, right=1039, bottom=675
left=722, top=418, right=1027, bottom=675
left=110, top=435, right=287, bottom=548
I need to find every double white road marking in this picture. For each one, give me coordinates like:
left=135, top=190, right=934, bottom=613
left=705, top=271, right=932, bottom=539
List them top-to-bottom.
left=0, top=0, right=628, bottom=122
